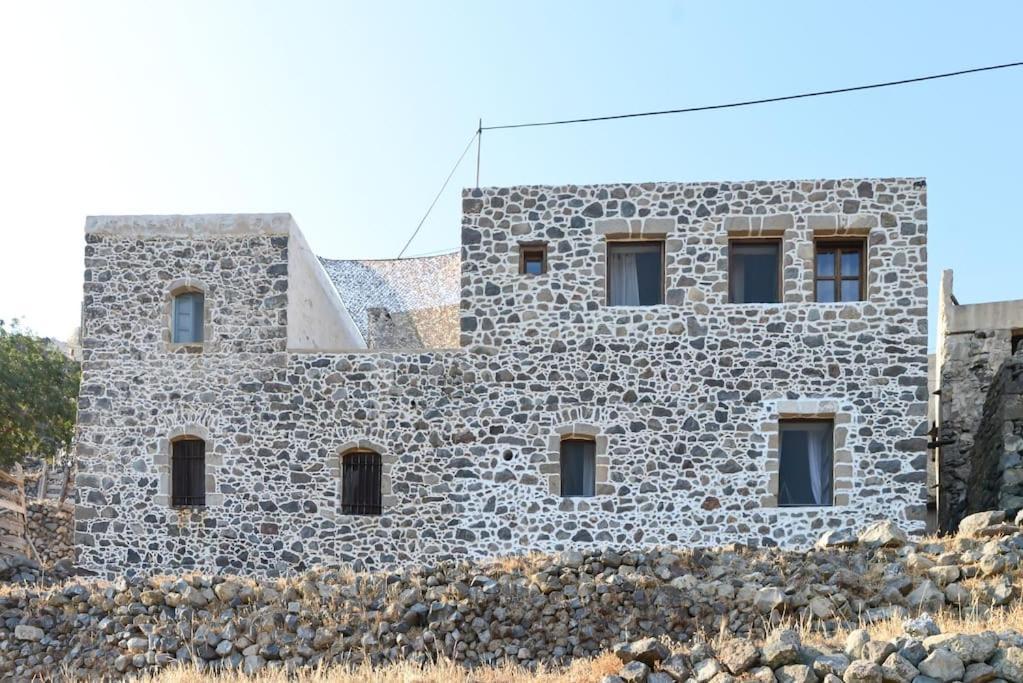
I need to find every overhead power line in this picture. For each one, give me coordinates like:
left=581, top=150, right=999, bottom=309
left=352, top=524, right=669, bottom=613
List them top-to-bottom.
left=395, top=60, right=1022, bottom=259
left=482, top=60, right=1023, bottom=130
left=396, top=130, right=479, bottom=258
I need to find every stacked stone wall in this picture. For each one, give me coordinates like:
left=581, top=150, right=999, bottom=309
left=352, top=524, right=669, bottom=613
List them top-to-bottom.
left=75, top=180, right=928, bottom=578
left=938, top=330, right=1015, bottom=531
left=969, top=357, right=1023, bottom=517
left=25, top=500, right=75, bottom=566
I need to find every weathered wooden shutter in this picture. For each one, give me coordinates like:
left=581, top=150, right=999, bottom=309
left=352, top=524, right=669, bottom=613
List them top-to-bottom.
left=171, top=439, right=206, bottom=507
left=341, top=451, right=382, bottom=515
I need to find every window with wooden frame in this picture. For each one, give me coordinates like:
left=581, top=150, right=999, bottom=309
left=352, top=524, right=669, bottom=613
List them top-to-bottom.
left=606, top=240, right=664, bottom=306
left=729, top=240, right=781, bottom=303
left=815, top=240, right=865, bottom=303
left=519, top=244, right=547, bottom=275
left=172, top=290, right=204, bottom=344
left=778, top=419, right=834, bottom=507
left=171, top=438, right=206, bottom=507
left=560, top=438, right=596, bottom=497
left=341, top=450, right=382, bottom=515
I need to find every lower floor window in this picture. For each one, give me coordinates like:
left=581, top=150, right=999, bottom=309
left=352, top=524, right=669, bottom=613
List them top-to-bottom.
left=778, top=420, right=833, bottom=506
left=171, top=438, right=206, bottom=507
left=560, top=438, right=596, bottom=497
left=341, top=450, right=382, bottom=515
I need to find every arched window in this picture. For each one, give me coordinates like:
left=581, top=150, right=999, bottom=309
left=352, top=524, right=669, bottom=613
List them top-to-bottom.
left=172, top=290, right=204, bottom=344
left=171, top=437, right=206, bottom=507
left=560, top=437, right=595, bottom=497
left=341, top=450, right=382, bottom=515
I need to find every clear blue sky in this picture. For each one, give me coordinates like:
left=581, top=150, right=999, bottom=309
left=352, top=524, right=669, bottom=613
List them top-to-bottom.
left=1, top=1, right=1020, bottom=347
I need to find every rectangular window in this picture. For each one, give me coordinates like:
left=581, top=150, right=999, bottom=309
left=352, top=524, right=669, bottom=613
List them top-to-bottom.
left=607, top=241, right=663, bottom=306
left=729, top=241, right=781, bottom=303
left=815, top=241, right=865, bottom=302
left=519, top=245, right=547, bottom=275
left=172, top=292, right=204, bottom=344
left=1012, top=332, right=1023, bottom=356
left=778, top=420, right=834, bottom=507
left=171, top=439, right=206, bottom=507
left=560, top=439, right=596, bottom=497
left=341, top=451, right=382, bottom=515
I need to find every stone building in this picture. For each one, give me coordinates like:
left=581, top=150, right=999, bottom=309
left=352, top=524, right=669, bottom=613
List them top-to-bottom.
left=74, top=177, right=929, bottom=577
left=935, top=270, right=1023, bottom=532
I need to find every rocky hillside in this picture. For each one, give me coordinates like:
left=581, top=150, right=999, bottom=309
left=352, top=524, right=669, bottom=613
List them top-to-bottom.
left=1, top=510, right=1022, bottom=681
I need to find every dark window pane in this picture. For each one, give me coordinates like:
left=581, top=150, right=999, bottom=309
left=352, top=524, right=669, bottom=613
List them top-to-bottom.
left=608, top=243, right=662, bottom=306
left=730, top=243, right=780, bottom=303
left=840, top=251, right=860, bottom=277
left=816, top=252, right=835, bottom=277
left=524, top=257, right=543, bottom=274
left=841, top=279, right=861, bottom=302
left=817, top=280, right=836, bottom=303
left=778, top=422, right=833, bottom=507
left=560, top=440, right=595, bottom=496
left=341, top=451, right=382, bottom=515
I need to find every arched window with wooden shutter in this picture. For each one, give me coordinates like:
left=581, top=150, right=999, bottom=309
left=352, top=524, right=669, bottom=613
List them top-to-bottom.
left=341, top=450, right=382, bottom=515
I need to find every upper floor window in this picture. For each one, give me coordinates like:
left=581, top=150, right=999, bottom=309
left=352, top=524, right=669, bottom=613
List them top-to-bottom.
left=729, top=240, right=781, bottom=303
left=607, top=241, right=663, bottom=306
left=815, top=241, right=865, bottom=303
left=520, top=244, right=547, bottom=275
left=172, top=291, right=204, bottom=344
left=1010, top=331, right=1023, bottom=356
left=778, top=419, right=833, bottom=507
left=171, top=438, right=206, bottom=507
left=560, top=438, right=595, bottom=497
left=341, top=450, right=382, bottom=515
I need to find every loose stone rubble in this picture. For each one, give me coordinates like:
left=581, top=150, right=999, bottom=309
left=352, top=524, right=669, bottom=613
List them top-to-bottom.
left=2, top=514, right=1022, bottom=680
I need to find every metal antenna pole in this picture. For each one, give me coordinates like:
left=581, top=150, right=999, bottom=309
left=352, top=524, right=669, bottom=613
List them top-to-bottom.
left=475, top=118, right=482, bottom=188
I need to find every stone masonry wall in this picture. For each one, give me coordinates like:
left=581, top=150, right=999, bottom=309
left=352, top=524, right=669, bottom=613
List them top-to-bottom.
left=75, top=180, right=928, bottom=577
left=938, top=330, right=1015, bottom=531
left=969, top=356, right=1023, bottom=517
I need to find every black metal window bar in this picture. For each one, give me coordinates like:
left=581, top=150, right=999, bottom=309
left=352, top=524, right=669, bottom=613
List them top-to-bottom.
left=171, top=438, right=206, bottom=507
left=341, top=450, right=382, bottom=515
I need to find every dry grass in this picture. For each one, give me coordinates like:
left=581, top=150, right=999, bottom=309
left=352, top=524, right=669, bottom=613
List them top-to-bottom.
left=64, top=653, right=622, bottom=683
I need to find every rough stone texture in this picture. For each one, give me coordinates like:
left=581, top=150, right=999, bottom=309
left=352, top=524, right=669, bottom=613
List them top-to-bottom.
left=75, top=178, right=928, bottom=577
left=320, top=253, right=459, bottom=348
left=936, top=270, right=1023, bottom=532
left=24, top=501, right=74, bottom=566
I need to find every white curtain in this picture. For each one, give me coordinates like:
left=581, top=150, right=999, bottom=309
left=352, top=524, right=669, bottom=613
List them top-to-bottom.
left=610, top=248, right=642, bottom=306
left=805, top=425, right=832, bottom=505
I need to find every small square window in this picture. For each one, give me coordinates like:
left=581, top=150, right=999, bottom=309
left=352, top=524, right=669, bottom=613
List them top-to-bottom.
left=729, top=240, right=781, bottom=303
left=607, top=241, right=663, bottom=306
left=815, top=241, right=865, bottom=303
left=519, top=245, right=547, bottom=275
left=778, top=420, right=834, bottom=507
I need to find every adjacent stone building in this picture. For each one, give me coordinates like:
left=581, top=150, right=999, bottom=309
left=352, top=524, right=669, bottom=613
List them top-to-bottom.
left=74, top=177, right=929, bottom=577
left=936, top=270, right=1023, bottom=531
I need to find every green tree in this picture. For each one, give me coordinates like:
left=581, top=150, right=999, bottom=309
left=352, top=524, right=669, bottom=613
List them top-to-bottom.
left=0, top=320, right=81, bottom=468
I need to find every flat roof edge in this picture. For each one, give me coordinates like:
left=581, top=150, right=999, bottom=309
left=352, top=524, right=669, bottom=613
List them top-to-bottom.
left=85, top=213, right=296, bottom=237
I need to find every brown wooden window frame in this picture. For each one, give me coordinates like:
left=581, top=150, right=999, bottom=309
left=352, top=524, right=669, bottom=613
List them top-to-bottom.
left=728, top=238, right=783, bottom=304
left=605, top=239, right=665, bottom=307
left=814, top=239, right=866, bottom=303
left=519, top=243, right=548, bottom=275
left=777, top=418, right=835, bottom=508
left=560, top=437, right=596, bottom=497
left=171, top=438, right=206, bottom=508
left=341, top=449, right=382, bottom=516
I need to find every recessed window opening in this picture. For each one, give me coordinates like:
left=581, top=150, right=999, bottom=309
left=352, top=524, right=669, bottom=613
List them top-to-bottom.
left=730, top=240, right=781, bottom=303
left=607, top=241, right=663, bottom=306
left=815, top=241, right=865, bottom=303
left=520, top=245, right=547, bottom=275
left=172, top=291, right=204, bottom=344
left=1012, top=332, right=1023, bottom=356
left=778, top=420, right=834, bottom=507
left=171, top=438, right=206, bottom=507
left=560, top=438, right=596, bottom=497
left=341, top=450, right=382, bottom=515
